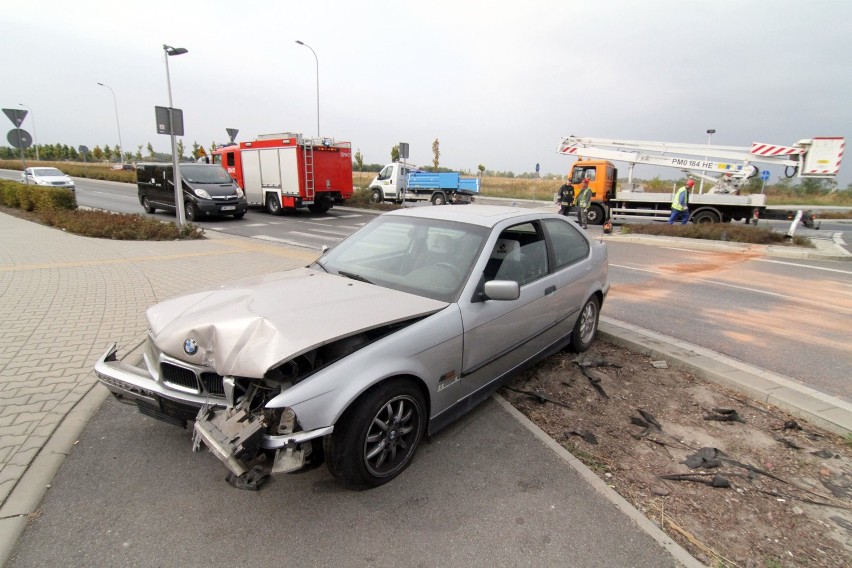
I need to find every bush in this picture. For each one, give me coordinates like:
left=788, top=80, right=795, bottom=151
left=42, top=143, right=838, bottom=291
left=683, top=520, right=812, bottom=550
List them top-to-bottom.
left=0, top=179, right=77, bottom=211
left=346, top=187, right=399, bottom=211
left=38, top=209, right=204, bottom=240
left=619, top=222, right=813, bottom=247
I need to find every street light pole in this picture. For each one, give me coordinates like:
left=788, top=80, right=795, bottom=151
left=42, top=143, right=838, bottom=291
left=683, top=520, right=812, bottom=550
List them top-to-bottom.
left=295, top=40, right=320, bottom=138
left=163, top=44, right=188, bottom=228
left=97, top=83, right=124, bottom=164
left=18, top=103, right=38, bottom=161
left=700, top=128, right=716, bottom=194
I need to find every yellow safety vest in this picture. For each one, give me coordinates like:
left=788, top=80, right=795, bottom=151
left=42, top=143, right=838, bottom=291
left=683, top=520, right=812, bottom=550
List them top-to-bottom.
left=671, top=187, right=688, bottom=211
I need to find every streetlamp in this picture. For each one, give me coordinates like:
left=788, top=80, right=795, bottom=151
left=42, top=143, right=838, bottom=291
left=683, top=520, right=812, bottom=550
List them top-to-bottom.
left=295, top=40, right=320, bottom=138
left=163, top=44, right=188, bottom=227
left=97, top=82, right=124, bottom=164
left=18, top=103, right=38, bottom=161
left=700, top=128, right=716, bottom=194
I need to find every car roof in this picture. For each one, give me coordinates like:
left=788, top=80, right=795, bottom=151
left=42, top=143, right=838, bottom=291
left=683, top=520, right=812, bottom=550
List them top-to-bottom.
left=385, top=204, right=552, bottom=228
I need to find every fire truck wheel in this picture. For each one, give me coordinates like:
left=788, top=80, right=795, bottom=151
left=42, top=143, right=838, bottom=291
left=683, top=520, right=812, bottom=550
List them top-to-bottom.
left=265, top=194, right=283, bottom=216
left=185, top=202, right=200, bottom=222
left=308, top=203, right=331, bottom=214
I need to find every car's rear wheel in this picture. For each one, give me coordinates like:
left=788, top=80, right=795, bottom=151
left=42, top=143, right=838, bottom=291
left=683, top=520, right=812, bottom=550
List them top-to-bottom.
left=142, top=196, right=156, bottom=214
left=570, top=295, right=600, bottom=352
left=324, top=379, right=425, bottom=489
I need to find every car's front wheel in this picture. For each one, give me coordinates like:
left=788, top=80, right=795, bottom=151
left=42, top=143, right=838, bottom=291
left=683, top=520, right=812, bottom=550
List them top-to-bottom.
left=142, top=196, right=156, bottom=214
left=570, top=295, right=600, bottom=352
left=324, top=379, right=426, bottom=490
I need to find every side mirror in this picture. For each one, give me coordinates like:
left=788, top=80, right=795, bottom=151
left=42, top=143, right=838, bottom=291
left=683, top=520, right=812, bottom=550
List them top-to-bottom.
left=483, top=280, right=520, bottom=301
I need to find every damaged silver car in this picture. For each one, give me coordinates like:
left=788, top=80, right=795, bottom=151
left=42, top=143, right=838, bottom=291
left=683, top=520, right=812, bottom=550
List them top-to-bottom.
left=95, top=205, right=609, bottom=489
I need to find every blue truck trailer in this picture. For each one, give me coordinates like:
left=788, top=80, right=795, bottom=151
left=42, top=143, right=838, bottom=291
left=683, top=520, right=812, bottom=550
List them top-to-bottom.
left=369, top=162, right=480, bottom=205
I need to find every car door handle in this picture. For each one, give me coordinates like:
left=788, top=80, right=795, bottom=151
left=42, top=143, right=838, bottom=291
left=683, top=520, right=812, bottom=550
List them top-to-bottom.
left=545, top=285, right=556, bottom=296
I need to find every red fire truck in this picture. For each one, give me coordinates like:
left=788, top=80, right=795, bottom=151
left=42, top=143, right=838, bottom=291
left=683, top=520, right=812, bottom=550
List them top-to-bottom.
left=213, top=133, right=354, bottom=214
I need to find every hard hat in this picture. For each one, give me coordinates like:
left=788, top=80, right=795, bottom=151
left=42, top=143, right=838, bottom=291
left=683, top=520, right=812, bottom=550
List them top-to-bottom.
left=687, top=179, right=695, bottom=187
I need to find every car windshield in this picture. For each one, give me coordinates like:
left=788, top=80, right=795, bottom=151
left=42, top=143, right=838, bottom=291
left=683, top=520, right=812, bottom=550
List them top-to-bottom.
left=181, top=165, right=232, bottom=184
left=33, top=168, right=64, bottom=176
left=318, top=216, right=489, bottom=302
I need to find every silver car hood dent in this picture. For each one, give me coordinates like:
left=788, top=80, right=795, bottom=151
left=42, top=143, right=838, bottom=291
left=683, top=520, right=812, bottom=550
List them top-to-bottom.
left=146, top=267, right=448, bottom=377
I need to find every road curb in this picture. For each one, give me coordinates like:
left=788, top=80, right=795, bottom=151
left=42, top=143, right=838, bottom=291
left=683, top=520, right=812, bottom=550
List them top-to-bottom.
left=599, top=317, right=852, bottom=436
left=0, top=337, right=146, bottom=568
left=492, top=395, right=704, bottom=568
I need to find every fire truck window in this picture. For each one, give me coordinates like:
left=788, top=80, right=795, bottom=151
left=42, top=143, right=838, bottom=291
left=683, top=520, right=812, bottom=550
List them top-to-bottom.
left=226, top=153, right=235, bottom=167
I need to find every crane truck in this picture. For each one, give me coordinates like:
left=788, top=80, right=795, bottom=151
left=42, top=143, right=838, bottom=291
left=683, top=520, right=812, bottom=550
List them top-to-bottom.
left=213, top=133, right=353, bottom=215
left=557, top=136, right=845, bottom=224
left=369, top=162, right=480, bottom=205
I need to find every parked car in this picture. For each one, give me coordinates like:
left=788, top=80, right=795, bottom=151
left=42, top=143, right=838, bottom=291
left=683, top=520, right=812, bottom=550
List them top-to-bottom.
left=136, top=162, right=248, bottom=221
left=20, top=167, right=75, bottom=191
left=94, top=205, right=609, bottom=489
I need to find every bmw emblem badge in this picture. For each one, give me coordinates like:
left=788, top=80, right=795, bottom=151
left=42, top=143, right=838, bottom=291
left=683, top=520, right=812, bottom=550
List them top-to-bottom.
left=184, top=338, right=198, bottom=355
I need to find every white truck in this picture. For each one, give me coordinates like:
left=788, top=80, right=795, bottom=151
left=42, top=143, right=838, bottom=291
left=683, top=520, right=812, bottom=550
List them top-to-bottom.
left=369, top=162, right=480, bottom=205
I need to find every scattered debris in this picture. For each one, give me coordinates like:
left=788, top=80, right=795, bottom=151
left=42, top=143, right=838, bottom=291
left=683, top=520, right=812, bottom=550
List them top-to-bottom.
left=651, top=360, right=668, bottom=369
left=574, top=363, right=610, bottom=399
left=502, top=386, right=571, bottom=409
left=703, top=408, right=745, bottom=423
left=637, top=409, right=662, bottom=430
left=783, top=419, right=803, bottom=431
left=567, top=429, right=598, bottom=445
left=775, top=436, right=804, bottom=450
left=683, top=447, right=723, bottom=469
left=812, top=449, right=837, bottom=459
left=660, top=472, right=732, bottom=488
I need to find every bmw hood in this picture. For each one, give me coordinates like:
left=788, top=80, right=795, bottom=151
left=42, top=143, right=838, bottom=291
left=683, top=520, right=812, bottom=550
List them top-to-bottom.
left=146, top=267, right=448, bottom=377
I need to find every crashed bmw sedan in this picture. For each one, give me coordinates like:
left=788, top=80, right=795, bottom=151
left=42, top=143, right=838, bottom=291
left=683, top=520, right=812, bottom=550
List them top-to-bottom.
left=95, top=205, right=609, bottom=489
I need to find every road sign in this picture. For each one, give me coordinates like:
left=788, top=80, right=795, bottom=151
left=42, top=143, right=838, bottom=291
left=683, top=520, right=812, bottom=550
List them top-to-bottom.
left=155, top=106, right=184, bottom=136
left=2, top=108, right=27, bottom=127
left=226, top=128, right=239, bottom=143
left=7, top=129, right=32, bottom=149
left=399, top=142, right=409, bottom=160
left=535, top=163, right=540, bottom=173
left=760, top=170, right=770, bottom=181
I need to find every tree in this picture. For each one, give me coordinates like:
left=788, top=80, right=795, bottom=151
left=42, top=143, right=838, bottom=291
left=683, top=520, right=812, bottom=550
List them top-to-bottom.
left=432, top=138, right=440, bottom=171
left=177, top=139, right=185, bottom=161
left=191, top=141, right=201, bottom=159
left=209, top=141, right=217, bottom=158
left=147, top=142, right=155, bottom=159
left=103, top=144, right=113, bottom=162
left=92, top=145, right=104, bottom=161
left=136, top=145, right=143, bottom=161
left=391, top=145, right=400, bottom=163
left=354, top=149, right=363, bottom=172
left=124, top=151, right=133, bottom=163
left=478, top=164, right=485, bottom=177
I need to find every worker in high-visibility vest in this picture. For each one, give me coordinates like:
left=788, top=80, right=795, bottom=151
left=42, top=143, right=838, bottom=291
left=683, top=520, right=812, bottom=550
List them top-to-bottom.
left=576, top=178, right=593, bottom=229
left=668, top=179, right=693, bottom=224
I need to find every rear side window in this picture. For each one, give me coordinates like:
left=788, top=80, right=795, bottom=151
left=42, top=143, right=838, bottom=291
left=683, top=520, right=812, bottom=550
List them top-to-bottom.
left=226, top=152, right=235, bottom=167
left=543, top=218, right=589, bottom=269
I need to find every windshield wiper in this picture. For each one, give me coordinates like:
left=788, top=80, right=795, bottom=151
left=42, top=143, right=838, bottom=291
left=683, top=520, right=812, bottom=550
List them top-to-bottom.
left=337, top=271, right=373, bottom=284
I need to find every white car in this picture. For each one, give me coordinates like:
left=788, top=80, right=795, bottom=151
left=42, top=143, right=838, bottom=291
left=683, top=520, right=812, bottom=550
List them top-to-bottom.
left=21, top=167, right=76, bottom=191
left=95, top=205, right=609, bottom=489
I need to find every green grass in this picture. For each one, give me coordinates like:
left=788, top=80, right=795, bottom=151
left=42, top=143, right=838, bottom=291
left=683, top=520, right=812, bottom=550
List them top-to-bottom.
left=619, top=222, right=813, bottom=247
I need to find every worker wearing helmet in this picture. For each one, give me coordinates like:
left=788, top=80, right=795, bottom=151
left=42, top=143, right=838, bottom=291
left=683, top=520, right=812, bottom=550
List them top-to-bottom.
left=576, top=178, right=593, bottom=229
left=668, top=179, right=693, bottom=224
left=556, top=182, right=574, bottom=216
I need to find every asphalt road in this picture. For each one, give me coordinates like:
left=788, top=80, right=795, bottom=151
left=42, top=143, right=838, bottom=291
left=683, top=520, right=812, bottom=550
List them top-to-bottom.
left=3, top=170, right=850, bottom=400
left=7, top=396, right=681, bottom=568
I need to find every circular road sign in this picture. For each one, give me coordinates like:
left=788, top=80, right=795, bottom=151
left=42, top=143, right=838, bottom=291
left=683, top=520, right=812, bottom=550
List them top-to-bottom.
left=7, top=128, right=32, bottom=149
left=760, top=170, right=771, bottom=181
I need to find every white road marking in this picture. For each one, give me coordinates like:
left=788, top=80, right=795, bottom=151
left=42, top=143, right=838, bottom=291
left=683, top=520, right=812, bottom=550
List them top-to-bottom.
left=242, top=223, right=267, bottom=227
left=285, top=231, right=342, bottom=242
left=753, top=258, right=852, bottom=275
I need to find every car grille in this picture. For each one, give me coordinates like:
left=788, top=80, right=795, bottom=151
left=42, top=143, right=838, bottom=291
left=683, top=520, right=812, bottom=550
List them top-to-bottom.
left=51, top=181, right=68, bottom=186
left=161, top=362, right=225, bottom=398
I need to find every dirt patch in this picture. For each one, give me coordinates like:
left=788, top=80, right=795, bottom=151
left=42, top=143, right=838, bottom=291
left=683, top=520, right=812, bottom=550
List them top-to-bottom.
left=501, top=341, right=852, bottom=567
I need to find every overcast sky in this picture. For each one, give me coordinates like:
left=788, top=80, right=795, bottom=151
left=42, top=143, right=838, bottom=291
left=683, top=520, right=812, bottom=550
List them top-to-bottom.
left=4, top=0, right=850, bottom=185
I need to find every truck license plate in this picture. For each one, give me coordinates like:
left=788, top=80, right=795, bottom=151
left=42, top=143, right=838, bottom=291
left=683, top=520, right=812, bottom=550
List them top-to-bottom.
left=221, top=205, right=236, bottom=211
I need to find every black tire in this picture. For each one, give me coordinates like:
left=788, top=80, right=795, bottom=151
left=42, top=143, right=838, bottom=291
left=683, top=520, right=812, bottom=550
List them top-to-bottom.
left=371, top=188, right=383, bottom=203
left=431, top=192, right=447, bottom=206
left=265, top=193, right=283, bottom=215
left=142, top=196, right=156, bottom=214
left=185, top=202, right=200, bottom=222
left=308, top=203, right=331, bottom=214
left=586, top=204, right=605, bottom=225
left=691, top=209, right=720, bottom=224
left=232, top=212, right=245, bottom=220
left=570, top=295, right=600, bottom=352
left=324, top=379, right=426, bottom=490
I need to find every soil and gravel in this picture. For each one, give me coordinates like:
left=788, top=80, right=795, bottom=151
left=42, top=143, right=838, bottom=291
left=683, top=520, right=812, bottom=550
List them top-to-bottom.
left=501, top=341, right=852, bottom=567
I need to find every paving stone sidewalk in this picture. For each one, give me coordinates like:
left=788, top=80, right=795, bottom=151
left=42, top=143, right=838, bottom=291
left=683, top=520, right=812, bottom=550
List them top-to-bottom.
left=0, top=213, right=317, bottom=508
